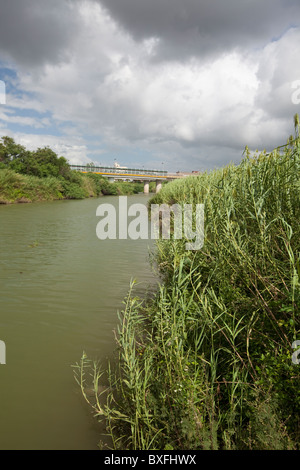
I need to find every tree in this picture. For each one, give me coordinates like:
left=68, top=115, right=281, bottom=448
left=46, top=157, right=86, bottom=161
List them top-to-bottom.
left=0, top=136, right=29, bottom=166
left=0, top=136, right=71, bottom=178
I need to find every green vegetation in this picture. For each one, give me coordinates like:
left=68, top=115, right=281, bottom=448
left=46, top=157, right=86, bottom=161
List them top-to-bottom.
left=75, top=115, right=300, bottom=450
left=0, top=136, right=144, bottom=203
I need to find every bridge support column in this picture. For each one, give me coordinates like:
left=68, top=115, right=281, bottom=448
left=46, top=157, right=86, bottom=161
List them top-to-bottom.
left=107, top=177, right=114, bottom=183
left=156, top=180, right=162, bottom=193
left=144, top=181, right=150, bottom=194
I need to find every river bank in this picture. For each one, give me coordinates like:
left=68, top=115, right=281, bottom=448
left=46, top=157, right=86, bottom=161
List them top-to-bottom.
left=77, top=118, right=300, bottom=450
left=0, top=136, right=149, bottom=204
left=0, top=168, right=147, bottom=204
left=0, top=168, right=148, bottom=204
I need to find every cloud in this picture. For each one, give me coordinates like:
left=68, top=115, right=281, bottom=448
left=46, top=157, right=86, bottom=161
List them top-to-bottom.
left=0, top=0, right=300, bottom=171
left=0, top=0, right=81, bottom=67
left=98, top=0, right=300, bottom=61
left=14, top=132, right=91, bottom=165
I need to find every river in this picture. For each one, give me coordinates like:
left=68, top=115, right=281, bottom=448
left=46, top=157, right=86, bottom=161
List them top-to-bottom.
left=0, top=194, right=157, bottom=449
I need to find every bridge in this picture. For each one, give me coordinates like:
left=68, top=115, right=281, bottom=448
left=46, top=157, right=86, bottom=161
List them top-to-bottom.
left=70, top=164, right=181, bottom=193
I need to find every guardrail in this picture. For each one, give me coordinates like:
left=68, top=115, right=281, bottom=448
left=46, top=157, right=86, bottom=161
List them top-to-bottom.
left=70, top=164, right=168, bottom=177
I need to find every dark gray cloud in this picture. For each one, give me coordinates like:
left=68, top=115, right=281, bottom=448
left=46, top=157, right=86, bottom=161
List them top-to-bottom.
left=0, top=0, right=80, bottom=66
left=1, top=0, right=300, bottom=171
left=98, top=0, right=300, bottom=61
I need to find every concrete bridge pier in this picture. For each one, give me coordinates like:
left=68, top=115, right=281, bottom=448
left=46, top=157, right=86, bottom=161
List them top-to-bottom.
left=107, top=176, right=115, bottom=183
left=156, top=180, right=162, bottom=193
left=144, top=181, right=150, bottom=194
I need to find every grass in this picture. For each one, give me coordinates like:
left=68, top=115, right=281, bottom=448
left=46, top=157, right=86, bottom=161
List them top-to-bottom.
left=74, top=116, right=300, bottom=450
left=0, top=169, right=146, bottom=204
left=0, top=169, right=64, bottom=203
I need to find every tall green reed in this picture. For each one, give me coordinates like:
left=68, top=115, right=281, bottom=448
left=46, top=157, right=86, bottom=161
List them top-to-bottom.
left=75, top=117, right=299, bottom=449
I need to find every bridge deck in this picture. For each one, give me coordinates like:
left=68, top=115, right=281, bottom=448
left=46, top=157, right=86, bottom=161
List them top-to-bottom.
left=70, top=165, right=179, bottom=179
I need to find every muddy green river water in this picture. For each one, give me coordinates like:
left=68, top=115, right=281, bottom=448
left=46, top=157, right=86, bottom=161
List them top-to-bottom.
left=0, top=194, right=157, bottom=449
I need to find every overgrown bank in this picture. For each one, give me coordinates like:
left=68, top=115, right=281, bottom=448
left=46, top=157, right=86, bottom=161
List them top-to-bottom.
left=75, top=116, right=300, bottom=450
left=0, top=136, right=144, bottom=204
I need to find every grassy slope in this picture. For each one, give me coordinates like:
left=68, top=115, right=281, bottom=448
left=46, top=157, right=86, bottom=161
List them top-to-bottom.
left=0, top=169, right=144, bottom=204
left=0, top=169, right=64, bottom=203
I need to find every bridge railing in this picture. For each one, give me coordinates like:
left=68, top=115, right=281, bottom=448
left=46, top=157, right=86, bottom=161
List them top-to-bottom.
left=69, top=164, right=168, bottom=176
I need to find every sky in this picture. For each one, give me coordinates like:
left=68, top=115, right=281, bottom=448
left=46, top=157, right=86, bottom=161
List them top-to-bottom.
left=0, top=0, right=300, bottom=172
